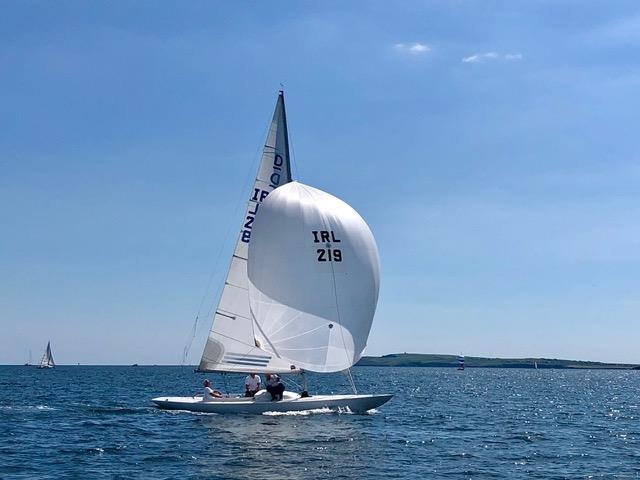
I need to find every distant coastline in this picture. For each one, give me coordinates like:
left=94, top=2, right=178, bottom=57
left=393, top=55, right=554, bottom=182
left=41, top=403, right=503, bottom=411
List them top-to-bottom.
left=356, top=353, right=640, bottom=370
left=5, top=354, right=639, bottom=369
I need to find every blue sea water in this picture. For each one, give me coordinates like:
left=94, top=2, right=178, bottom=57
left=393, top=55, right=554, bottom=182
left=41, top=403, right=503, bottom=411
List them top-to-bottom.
left=1, top=366, right=639, bottom=479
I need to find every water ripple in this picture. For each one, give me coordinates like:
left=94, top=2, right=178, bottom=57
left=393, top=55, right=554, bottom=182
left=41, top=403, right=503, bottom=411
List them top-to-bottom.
left=1, top=366, right=639, bottom=478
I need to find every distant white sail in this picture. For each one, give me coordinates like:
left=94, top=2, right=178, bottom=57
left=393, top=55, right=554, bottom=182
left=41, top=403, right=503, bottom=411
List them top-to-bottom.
left=198, top=92, right=295, bottom=373
left=248, top=182, right=380, bottom=373
left=39, top=341, right=55, bottom=368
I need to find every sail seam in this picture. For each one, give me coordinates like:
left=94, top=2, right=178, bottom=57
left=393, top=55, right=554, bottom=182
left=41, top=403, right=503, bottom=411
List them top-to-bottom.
left=249, top=303, right=285, bottom=360
left=254, top=307, right=303, bottom=340
left=267, top=324, right=330, bottom=345
left=210, top=331, right=261, bottom=350
left=277, top=346, right=331, bottom=351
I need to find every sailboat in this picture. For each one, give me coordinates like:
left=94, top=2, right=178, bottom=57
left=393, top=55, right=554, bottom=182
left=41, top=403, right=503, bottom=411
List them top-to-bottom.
left=152, top=92, right=392, bottom=414
left=38, top=341, right=55, bottom=369
left=24, top=349, right=32, bottom=366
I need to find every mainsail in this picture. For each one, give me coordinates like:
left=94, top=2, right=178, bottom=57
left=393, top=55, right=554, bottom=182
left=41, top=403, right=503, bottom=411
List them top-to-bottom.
left=198, top=92, right=295, bottom=373
left=248, top=182, right=381, bottom=373
left=39, top=341, right=55, bottom=368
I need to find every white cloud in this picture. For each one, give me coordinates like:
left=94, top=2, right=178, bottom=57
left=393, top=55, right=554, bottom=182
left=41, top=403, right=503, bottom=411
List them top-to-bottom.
left=394, top=42, right=431, bottom=55
left=409, top=43, right=429, bottom=53
left=462, top=52, right=523, bottom=63
left=504, top=53, right=523, bottom=61
left=461, top=54, right=481, bottom=63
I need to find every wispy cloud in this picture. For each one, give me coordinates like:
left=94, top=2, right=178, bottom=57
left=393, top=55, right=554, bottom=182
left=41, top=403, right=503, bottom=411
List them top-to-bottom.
left=590, top=14, right=640, bottom=45
left=394, top=42, right=431, bottom=55
left=462, top=52, right=523, bottom=63
left=504, top=53, right=523, bottom=61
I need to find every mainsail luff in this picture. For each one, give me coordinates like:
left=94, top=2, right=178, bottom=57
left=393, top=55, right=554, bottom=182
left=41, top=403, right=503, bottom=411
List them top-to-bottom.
left=198, top=92, right=295, bottom=373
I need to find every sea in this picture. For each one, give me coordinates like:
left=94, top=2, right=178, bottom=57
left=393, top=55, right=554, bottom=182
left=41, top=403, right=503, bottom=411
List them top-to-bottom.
left=1, top=366, right=638, bottom=479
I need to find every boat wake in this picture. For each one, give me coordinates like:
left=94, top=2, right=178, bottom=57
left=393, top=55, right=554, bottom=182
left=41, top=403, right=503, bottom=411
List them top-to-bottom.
left=0, top=405, right=56, bottom=412
left=84, top=405, right=148, bottom=415
left=260, top=406, right=374, bottom=416
left=262, top=407, right=335, bottom=416
left=165, top=409, right=218, bottom=416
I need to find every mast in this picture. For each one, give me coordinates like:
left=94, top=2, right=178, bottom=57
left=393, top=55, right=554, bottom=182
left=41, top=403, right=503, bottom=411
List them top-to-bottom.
left=279, top=91, right=292, bottom=182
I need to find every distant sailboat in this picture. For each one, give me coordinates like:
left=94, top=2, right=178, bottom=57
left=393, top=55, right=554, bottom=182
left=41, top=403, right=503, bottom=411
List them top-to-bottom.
left=152, top=92, right=392, bottom=414
left=38, top=341, right=55, bottom=369
left=24, top=349, right=32, bottom=366
left=457, top=355, right=465, bottom=370
left=534, top=361, right=538, bottom=370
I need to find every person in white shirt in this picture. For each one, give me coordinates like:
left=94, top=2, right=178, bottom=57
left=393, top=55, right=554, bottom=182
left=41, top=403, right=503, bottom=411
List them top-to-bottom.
left=244, top=373, right=261, bottom=397
left=202, top=379, right=222, bottom=402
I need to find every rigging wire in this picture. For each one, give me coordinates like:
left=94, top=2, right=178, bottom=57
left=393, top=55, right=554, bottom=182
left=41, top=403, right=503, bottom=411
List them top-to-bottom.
left=180, top=104, right=272, bottom=366
left=287, top=110, right=301, bottom=182
left=202, top=127, right=267, bottom=325
left=297, top=184, right=358, bottom=394
left=325, top=208, right=358, bottom=392
left=344, top=368, right=358, bottom=395
left=220, top=372, right=229, bottom=396
left=283, top=373, right=304, bottom=393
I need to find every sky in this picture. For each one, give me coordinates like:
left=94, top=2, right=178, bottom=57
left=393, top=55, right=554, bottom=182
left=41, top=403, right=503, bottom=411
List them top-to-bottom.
left=1, top=1, right=639, bottom=365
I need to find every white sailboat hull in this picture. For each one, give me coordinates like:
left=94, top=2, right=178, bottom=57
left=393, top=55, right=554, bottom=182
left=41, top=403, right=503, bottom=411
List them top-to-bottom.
left=152, top=390, right=392, bottom=414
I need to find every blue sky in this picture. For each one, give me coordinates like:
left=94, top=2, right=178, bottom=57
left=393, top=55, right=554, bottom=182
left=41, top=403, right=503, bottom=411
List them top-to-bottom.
left=1, top=1, right=639, bottom=364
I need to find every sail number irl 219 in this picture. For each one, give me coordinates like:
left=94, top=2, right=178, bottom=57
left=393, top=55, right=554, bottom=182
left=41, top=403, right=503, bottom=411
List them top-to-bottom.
left=312, top=230, right=342, bottom=262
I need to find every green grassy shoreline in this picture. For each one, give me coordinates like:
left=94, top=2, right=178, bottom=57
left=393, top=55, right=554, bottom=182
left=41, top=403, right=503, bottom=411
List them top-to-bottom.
left=356, top=353, right=640, bottom=370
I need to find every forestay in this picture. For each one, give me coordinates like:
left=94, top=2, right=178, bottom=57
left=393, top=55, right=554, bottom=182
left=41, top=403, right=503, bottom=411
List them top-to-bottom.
left=198, top=92, right=295, bottom=373
left=247, top=182, right=380, bottom=373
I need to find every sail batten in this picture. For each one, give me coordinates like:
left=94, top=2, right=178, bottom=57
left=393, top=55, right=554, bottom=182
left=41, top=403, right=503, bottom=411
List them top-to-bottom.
left=198, top=92, right=294, bottom=374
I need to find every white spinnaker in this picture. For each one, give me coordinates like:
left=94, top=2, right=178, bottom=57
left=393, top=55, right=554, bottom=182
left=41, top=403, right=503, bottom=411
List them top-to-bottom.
left=198, top=92, right=295, bottom=373
left=248, top=182, right=380, bottom=373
